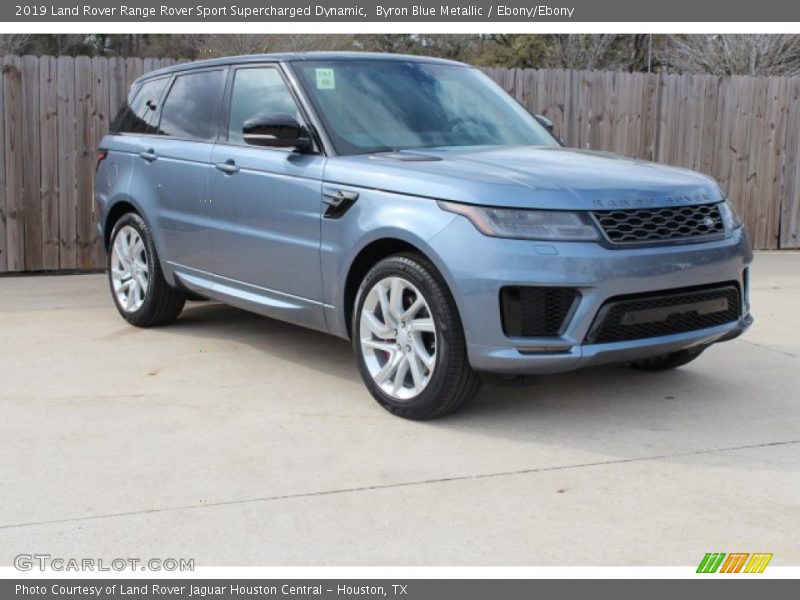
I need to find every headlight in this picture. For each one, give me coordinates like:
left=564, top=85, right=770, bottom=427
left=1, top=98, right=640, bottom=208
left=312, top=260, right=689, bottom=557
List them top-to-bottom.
left=718, top=199, right=743, bottom=231
left=437, top=201, right=599, bottom=241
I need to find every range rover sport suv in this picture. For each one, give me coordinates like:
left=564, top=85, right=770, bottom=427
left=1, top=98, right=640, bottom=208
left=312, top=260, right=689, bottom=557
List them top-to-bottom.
left=95, top=52, right=753, bottom=420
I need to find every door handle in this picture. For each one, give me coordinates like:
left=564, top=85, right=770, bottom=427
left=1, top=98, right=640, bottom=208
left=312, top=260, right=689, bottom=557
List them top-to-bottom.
left=138, top=149, right=157, bottom=162
left=215, top=159, right=240, bottom=175
left=323, top=189, right=359, bottom=207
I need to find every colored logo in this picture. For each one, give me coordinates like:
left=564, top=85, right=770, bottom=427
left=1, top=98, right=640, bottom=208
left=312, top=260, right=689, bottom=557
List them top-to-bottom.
left=697, top=552, right=773, bottom=573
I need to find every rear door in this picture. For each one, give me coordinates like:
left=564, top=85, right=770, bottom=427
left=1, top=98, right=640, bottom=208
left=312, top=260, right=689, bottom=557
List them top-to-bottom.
left=208, top=65, right=326, bottom=309
left=136, top=67, right=227, bottom=272
left=102, top=75, right=171, bottom=241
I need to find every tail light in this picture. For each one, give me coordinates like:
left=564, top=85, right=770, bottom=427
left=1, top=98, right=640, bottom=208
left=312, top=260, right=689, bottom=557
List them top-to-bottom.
left=96, top=149, right=108, bottom=171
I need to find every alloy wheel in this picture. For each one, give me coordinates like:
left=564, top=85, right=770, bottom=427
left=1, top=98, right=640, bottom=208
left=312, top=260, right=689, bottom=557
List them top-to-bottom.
left=110, top=225, right=149, bottom=313
left=359, top=276, right=437, bottom=401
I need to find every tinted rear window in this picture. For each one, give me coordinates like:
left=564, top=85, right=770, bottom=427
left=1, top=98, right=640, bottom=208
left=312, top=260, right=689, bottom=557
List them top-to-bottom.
left=157, top=69, right=226, bottom=141
left=110, top=77, right=169, bottom=134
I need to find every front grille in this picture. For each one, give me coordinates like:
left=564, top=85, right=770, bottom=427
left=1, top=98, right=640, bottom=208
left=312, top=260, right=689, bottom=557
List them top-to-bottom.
left=592, top=204, right=725, bottom=245
left=585, top=284, right=740, bottom=344
left=500, top=287, right=579, bottom=337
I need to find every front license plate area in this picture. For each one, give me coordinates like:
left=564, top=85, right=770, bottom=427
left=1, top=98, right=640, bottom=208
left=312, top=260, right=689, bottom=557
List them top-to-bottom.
left=620, top=297, right=729, bottom=326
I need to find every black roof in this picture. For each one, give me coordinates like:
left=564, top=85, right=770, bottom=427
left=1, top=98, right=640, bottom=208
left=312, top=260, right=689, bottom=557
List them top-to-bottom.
left=136, top=51, right=468, bottom=84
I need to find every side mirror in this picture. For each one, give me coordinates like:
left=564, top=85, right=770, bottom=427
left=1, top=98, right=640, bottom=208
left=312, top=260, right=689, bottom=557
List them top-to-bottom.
left=242, top=112, right=311, bottom=150
left=535, top=114, right=555, bottom=133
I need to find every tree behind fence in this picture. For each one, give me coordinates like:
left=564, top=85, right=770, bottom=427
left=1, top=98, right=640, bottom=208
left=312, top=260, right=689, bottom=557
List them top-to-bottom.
left=1, top=57, right=798, bottom=273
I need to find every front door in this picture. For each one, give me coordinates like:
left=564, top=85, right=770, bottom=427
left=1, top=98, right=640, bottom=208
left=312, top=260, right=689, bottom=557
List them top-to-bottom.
left=208, top=65, right=325, bottom=327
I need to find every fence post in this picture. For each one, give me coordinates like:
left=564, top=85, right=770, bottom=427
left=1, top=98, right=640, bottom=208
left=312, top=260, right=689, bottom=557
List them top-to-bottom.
left=3, top=55, right=24, bottom=272
left=56, top=55, right=77, bottom=270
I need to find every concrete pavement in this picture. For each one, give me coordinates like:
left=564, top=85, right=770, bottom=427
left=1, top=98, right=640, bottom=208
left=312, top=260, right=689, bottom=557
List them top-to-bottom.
left=1, top=252, right=798, bottom=565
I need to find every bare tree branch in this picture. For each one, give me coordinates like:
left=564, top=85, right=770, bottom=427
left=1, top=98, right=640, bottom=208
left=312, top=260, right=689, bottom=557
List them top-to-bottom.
left=0, top=34, right=32, bottom=55
left=197, top=34, right=355, bottom=57
left=664, top=34, right=800, bottom=76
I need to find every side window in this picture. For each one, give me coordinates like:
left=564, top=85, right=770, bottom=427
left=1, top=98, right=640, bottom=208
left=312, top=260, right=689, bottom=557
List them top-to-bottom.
left=227, top=67, right=301, bottom=145
left=157, top=69, right=226, bottom=141
left=110, top=77, right=169, bottom=134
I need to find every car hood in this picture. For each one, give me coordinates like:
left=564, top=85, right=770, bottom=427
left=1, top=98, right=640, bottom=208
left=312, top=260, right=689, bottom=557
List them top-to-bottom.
left=323, top=145, right=723, bottom=210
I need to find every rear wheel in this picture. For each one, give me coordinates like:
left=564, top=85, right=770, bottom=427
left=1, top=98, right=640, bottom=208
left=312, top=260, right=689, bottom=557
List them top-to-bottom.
left=108, top=212, right=185, bottom=327
left=353, top=254, right=481, bottom=420
left=629, top=346, right=706, bottom=371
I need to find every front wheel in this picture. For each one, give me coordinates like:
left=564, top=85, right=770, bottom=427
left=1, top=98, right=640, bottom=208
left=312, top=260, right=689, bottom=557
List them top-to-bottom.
left=353, top=254, right=482, bottom=420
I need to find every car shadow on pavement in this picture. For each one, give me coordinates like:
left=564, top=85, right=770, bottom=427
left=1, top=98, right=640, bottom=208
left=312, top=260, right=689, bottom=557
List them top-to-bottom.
left=162, top=301, right=746, bottom=438
left=168, top=301, right=359, bottom=383
left=436, top=357, right=750, bottom=449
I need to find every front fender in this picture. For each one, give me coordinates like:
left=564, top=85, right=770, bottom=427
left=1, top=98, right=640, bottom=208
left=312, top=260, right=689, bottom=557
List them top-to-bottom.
left=320, top=187, right=458, bottom=338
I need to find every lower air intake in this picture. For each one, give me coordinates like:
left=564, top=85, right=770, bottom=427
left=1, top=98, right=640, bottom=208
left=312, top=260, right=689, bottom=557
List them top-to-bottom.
left=585, top=284, right=741, bottom=344
left=500, top=287, right=579, bottom=337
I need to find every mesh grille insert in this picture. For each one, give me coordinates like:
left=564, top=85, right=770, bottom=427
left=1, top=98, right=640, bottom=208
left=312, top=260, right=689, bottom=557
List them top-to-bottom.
left=592, top=204, right=724, bottom=245
left=585, top=284, right=741, bottom=344
left=500, top=287, right=579, bottom=337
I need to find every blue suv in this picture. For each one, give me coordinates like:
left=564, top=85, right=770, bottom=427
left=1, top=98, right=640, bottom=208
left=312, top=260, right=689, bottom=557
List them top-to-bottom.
left=95, top=52, right=753, bottom=419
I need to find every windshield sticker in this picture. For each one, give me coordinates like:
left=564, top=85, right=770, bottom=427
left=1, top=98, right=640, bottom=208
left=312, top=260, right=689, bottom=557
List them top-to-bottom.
left=315, top=68, right=335, bottom=90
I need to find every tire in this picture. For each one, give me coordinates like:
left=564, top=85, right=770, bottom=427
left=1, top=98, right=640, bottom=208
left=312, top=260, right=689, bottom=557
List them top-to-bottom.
left=107, top=212, right=185, bottom=327
left=352, top=253, right=482, bottom=420
left=629, top=346, right=706, bottom=371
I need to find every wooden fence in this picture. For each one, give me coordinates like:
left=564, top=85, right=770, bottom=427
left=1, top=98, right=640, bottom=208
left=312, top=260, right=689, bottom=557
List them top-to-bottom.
left=1, top=56, right=181, bottom=273
left=0, top=57, right=798, bottom=273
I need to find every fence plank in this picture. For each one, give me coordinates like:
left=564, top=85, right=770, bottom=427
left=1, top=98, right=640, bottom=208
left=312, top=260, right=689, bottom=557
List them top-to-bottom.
left=21, top=55, right=42, bottom=270
left=3, top=56, right=24, bottom=272
left=40, top=56, right=60, bottom=269
left=56, top=56, right=77, bottom=269
left=74, top=56, right=94, bottom=269
left=91, top=56, right=110, bottom=268
left=108, top=57, right=125, bottom=133
left=124, top=57, right=143, bottom=90
left=142, top=57, right=160, bottom=77
left=530, top=68, right=546, bottom=116
left=554, top=69, right=570, bottom=143
left=574, top=71, right=593, bottom=149
left=595, top=71, right=614, bottom=151
left=611, top=72, right=630, bottom=156
left=641, top=72, right=659, bottom=162
left=656, top=73, right=679, bottom=165
left=627, top=74, right=645, bottom=158
left=684, top=74, right=706, bottom=173
left=699, top=75, right=719, bottom=177
left=711, top=76, right=734, bottom=215
left=731, top=77, right=758, bottom=237
left=758, top=77, right=785, bottom=249
left=762, top=77, right=789, bottom=250
left=745, top=78, right=768, bottom=248
left=781, top=78, right=800, bottom=248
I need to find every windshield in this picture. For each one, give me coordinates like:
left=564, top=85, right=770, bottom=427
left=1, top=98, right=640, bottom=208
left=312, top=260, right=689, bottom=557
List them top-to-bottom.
left=291, top=59, right=558, bottom=155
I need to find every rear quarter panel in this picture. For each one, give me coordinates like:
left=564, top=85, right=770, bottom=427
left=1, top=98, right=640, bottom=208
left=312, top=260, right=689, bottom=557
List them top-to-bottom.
left=95, top=135, right=140, bottom=247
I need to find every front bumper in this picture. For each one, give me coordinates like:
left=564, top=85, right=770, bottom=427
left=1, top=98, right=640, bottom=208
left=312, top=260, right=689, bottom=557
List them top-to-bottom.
left=429, top=218, right=753, bottom=375
left=467, top=314, right=752, bottom=374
